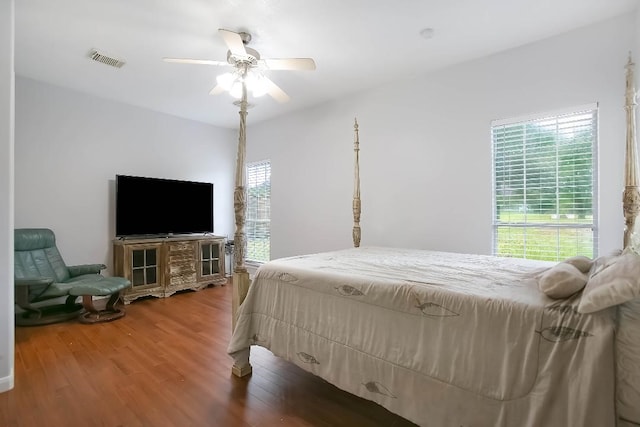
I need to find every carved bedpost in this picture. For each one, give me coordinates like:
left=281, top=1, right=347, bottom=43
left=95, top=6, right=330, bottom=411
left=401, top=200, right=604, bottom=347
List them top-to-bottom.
left=623, top=53, right=640, bottom=248
left=231, top=65, right=252, bottom=377
left=353, top=118, right=361, bottom=248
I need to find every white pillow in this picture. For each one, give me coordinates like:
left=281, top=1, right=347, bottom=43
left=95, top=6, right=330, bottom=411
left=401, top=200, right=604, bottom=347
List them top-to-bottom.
left=577, top=253, right=640, bottom=314
left=563, top=255, right=593, bottom=273
left=538, top=262, right=588, bottom=299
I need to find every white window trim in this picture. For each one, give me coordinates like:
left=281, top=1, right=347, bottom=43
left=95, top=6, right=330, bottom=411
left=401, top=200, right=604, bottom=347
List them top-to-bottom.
left=491, top=104, right=599, bottom=260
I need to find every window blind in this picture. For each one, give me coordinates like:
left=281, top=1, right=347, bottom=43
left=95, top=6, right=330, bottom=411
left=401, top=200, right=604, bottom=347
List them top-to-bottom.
left=491, top=105, right=598, bottom=261
left=246, top=160, right=271, bottom=263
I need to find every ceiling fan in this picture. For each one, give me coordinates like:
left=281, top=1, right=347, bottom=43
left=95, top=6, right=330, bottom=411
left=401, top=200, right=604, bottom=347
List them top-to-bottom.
left=163, top=29, right=316, bottom=103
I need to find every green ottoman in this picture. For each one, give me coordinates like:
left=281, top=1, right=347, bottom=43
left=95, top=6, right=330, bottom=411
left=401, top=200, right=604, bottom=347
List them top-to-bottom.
left=68, top=276, right=130, bottom=324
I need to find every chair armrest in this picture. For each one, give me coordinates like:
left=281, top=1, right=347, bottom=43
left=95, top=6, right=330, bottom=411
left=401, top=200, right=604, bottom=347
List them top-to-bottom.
left=68, top=264, right=106, bottom=277
left=15, top=277, right=54, bottom=287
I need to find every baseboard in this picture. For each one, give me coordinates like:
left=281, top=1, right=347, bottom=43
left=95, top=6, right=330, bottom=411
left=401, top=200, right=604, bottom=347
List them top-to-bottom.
left=0, top=368, right=14, bottom=393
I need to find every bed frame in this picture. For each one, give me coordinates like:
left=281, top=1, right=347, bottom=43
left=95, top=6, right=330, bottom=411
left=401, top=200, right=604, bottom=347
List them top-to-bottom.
left=624, top=54, right=640, bottom=248
left=230, top=55, right=640, bottom=378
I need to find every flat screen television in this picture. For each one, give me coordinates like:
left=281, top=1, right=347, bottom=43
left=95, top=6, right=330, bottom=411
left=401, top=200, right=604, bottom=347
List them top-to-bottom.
left=115, top=174, right=214, bottom=237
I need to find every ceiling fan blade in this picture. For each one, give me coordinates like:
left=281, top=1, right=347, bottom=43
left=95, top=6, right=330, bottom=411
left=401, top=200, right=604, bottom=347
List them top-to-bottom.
left=218, top=29, right=247, bottom=57
left=163, top=57, right=229, bottom=66
left=260, top=58, right=316, bottom=71
left=263, top=77, right=290, bottom=103
left=209, top=85, right=225, bottom=95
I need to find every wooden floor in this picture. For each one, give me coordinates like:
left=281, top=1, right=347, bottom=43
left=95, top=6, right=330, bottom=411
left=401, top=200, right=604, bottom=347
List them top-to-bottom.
left=1, top=282, right=417, bottom=427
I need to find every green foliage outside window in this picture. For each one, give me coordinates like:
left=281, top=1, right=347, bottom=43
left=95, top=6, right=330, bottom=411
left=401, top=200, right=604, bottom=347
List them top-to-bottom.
left=493, top=110, right=596, bottom=261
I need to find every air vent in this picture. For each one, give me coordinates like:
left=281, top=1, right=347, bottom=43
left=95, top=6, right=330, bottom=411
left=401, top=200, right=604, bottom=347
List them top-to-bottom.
left=89, top=49, right=125, bottom=68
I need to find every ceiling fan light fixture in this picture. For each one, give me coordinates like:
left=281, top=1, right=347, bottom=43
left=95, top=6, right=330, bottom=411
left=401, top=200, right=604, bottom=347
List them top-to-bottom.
left=166, top=28, right=314, bottom=104
left=217, top=69, right=268, bottom=99
left=216, top=72, right=236, bottom=90
left=245, top=72, right=267, bottom=97
left=229, top=80, right=244, bottom=99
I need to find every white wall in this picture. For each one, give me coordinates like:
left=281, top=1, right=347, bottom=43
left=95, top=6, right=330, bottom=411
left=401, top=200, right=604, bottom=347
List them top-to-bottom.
left=0, top=0, right=14, bottom=392
left=250, top=13, right=637, bottom=260
left=14, top=77, right=237, bottom=272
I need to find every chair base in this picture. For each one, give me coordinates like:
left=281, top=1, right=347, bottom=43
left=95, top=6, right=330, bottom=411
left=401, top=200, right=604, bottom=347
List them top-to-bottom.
left=77, top=292, right=126, bottom=324
left=15, top=303, right=84, bottom=326
left=78, top=306, right=125, bottom=324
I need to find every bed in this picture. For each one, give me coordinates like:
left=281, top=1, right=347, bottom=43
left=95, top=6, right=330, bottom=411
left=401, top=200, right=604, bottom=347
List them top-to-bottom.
left=227, top=57, right=640, bottom=426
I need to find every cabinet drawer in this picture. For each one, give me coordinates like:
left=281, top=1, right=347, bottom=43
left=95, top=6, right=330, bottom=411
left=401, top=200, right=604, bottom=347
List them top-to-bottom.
left=167, top=242, right=195, bottom=253
left=168, top=253, right=195, bottom=263
left=169, top=261, right=195, bottom=275
left=169, top=272, right=197, bottom=285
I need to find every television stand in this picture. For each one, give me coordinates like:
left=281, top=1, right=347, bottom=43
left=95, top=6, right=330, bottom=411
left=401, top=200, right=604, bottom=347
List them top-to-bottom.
left=113, top=235, right=226, bottom=303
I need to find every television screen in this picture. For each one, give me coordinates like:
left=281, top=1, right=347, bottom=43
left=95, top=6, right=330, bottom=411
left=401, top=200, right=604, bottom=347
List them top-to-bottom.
left=116, top=175, right=214, bottom=237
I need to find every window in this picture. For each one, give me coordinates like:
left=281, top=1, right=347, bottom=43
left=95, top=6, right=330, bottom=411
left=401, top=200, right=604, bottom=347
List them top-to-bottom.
left=492, top=105, right=598, bottom=261
left=246, top=160, right=271, bottom=263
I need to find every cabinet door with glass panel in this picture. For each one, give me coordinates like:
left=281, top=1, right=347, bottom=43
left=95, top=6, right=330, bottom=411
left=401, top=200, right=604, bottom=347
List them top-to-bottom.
left=197, top=238, right=225, bottom=285
left=126, top=242, right=164, bottom=300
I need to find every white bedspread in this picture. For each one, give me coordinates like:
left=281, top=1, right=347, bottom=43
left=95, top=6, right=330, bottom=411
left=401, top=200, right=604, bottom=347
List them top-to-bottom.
left=228, top=247, right=617, bottom=426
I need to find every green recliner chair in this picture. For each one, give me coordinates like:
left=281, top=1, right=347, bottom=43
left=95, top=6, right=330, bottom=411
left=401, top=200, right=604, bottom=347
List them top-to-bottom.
left=14, top=228, right=131, bottom=325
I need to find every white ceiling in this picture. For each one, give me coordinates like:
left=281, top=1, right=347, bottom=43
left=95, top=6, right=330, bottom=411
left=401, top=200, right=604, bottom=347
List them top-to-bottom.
left=15, top=0, right=638, bottom=129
